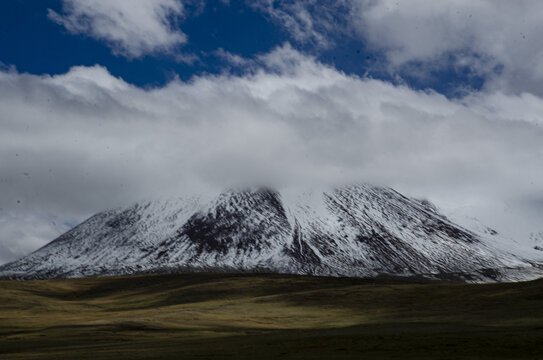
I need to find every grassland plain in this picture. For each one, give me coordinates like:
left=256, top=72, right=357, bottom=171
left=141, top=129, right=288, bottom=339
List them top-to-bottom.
left=0, top=273, right=542, bottom=359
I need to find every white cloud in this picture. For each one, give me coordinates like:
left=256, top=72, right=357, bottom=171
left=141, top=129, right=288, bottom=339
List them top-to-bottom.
left=48, top=0, right=187, bottom=58
left=251, top=0, right=350, bottom=48
left=350, top=0, right=543, bottom=95
left=253, top=1, right=543, bottom=95
left=1, top=45, right=543, bottom=264
left=214, top=48, right=252, bottom=67
left=0, top=213, right=72, bottom=265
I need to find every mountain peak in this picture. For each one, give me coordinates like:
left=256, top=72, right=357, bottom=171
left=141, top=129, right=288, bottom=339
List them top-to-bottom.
left=1, top=184, right=542, bottom=281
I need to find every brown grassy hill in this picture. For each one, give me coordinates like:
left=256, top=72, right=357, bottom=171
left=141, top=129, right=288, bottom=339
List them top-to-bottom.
left=1, top=273, right=542, bottom=359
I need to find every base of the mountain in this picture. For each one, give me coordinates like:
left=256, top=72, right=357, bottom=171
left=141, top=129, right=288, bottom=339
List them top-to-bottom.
left=2, top=264, right=542, bottom=283
left=1, top=273, right=542, bottom=360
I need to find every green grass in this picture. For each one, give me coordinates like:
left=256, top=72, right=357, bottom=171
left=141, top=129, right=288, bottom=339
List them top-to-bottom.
left=1, top=273, right=542, bottom=359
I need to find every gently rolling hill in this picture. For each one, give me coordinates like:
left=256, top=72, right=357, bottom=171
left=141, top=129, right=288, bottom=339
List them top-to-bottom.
left=1, top=273, right=542, bottom=359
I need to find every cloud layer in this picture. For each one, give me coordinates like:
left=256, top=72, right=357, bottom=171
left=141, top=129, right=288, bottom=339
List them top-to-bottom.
left=48, top=0, right=186, bottom=58
left=1, top=45, right=543, bottom=263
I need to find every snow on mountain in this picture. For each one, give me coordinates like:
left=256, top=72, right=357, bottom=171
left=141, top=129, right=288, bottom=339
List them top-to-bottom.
left=1, top=184, right=541, bottom=281
left=444, top=211, right=543, bottom=263
left=530, top=232, right=543, bottom=252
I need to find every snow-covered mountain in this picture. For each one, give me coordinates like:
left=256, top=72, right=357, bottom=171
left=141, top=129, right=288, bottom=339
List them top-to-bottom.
left=1, top=185, right=542, bottom=281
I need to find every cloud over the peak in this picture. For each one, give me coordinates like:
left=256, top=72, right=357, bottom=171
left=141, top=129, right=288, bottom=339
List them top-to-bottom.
left=48, top=0, right=186, bottom=58
left=1, top=45, right=543, bottom=264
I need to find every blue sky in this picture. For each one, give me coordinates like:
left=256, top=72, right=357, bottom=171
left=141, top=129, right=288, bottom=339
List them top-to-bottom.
left=0, top=0, right=485, bottom=96
left=1, top=0, right=543, bottom=264
left=0, top=1, right=281, bottom=86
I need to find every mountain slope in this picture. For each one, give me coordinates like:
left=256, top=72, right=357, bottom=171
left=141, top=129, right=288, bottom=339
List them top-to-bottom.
left=1, top=185, right=541, bottom=281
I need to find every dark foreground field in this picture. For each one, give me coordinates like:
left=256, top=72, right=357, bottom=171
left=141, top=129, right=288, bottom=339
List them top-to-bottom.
left=0, top=273, right=542, bottom=359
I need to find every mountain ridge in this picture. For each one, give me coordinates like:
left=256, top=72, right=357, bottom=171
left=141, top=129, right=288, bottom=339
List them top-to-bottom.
left=1, top=184, right=542, bottom=281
